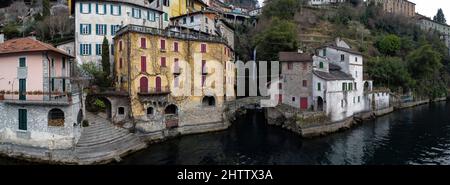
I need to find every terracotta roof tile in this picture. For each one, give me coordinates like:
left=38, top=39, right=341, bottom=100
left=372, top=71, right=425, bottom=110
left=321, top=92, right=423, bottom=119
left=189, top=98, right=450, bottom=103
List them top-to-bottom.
left=0, top=37, right=73, bottom=57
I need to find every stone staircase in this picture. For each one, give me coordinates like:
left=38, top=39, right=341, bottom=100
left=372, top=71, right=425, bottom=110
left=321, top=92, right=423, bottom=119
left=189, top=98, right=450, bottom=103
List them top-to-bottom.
left=75, top=113, right=147, bottom=164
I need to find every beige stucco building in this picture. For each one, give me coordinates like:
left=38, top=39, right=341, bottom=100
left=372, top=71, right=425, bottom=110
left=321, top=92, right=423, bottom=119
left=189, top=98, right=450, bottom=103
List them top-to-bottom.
left=369, top=0, right=416, bottom=17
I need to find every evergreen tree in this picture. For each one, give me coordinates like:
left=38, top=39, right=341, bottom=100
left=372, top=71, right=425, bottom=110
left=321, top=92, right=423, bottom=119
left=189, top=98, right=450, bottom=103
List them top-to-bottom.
left=43, top=0, right=51, bottom=17
left=433, top=8, right=446, bottom=24
left=101, top=37, right=111, bottom=79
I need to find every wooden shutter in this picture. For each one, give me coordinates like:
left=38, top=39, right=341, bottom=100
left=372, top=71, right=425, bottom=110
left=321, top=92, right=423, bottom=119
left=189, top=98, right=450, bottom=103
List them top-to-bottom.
left=141, top=56, right=146, bottom=73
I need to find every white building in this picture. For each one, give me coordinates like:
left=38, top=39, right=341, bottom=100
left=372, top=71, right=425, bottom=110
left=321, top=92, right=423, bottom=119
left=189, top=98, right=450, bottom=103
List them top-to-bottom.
left=74, top=0, right=165, bottom=66
left=308, top=0, right=346, bottom=6
left=170, top=10, right=218, bottom=36
left=416, top=14, right=450, bottom=54
left=313, top=38, right=368, bottom=122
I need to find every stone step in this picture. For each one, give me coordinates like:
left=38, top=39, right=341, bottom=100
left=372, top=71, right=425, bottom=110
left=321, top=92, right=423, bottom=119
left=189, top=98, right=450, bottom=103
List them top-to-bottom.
left=81, top=125, right=122, bottom=136
left=80, top=127, right=128, bottom=139
left=78, top=129, right=129, bottom=142
left=76, top=132, right=132, bottom=147
left=76, top=136, right=141, bottom=156
left=76, top=142, right=147, bottom=164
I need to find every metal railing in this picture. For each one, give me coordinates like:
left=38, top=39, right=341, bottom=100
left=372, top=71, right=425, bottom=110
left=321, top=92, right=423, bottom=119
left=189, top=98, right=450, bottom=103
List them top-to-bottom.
left=116, top=24, right=228, bottom=44
left=138, top=86, right=171, bottom=95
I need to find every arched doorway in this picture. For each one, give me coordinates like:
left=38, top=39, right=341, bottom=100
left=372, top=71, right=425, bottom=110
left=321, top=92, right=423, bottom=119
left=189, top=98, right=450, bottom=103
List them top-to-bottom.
left=140, top=77, right=148, bottom=93
left=155, top=77, right=161, bottom=92
left=85, top=96, right=112, bottom=120
left=202, top=96, right=216, bottom=107
left=317, top=97, right=324, bottom=111
left=164, top=104, right=178, bottom=115
left=164, top=104, right=179, bottom=129
left=147, top=107, right=154, bottom=115
left=48, top=108, right=65, bottom=127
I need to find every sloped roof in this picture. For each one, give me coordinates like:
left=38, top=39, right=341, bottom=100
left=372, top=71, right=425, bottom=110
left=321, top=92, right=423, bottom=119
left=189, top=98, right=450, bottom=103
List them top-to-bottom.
left=0, top=37, right=73, bottom=57
left=278, top=52, right=313, bottom=62
left=313, top=70, right=354, bottom=81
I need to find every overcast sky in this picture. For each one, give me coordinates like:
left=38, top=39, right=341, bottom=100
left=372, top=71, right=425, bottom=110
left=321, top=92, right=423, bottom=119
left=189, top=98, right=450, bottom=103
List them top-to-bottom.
left=257, top=0, right=449, bottom=20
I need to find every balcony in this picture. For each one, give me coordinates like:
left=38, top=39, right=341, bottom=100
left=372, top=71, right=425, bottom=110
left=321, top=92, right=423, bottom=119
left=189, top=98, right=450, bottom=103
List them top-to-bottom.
left=138, top=86, right=171, bottom=96
left=0, top=92, right=74, bottom=106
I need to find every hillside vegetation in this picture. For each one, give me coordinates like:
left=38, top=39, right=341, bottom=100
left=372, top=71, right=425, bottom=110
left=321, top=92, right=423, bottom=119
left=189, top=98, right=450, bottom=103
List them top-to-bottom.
left=235, top=0, right=450, bottom=99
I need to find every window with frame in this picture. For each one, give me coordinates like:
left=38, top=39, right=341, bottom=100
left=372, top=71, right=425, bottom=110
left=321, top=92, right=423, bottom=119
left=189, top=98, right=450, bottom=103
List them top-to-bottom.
left=163, top=0, right=170, bottom=6
left=80, top=3, right=91, bottom=14
left=96, top=3, right=106, bottom=15
left=111, top=4, right=121, bottom=15
left=132, top=8, right=141, bottom=19
left=147, top=11, right=155, bottom=21
left=164, top=13, right=168, bottom=21
left=190, top=16, right=194, bottom=23
left=183, top=17, right=187, bottom=24
left=80, top=24, right=91, bottom=35
left=96, top=24, right=107, bottom=35
left=111, top=25, right=121, bottom=35
left=141, top=38, right=147, bottom=49
left=160, top=39, right=166, bottom=50
left=119, top=41, right=123, bottom=51
left=173, top=42, right=179, bottom=52
left=201, top=43, right=207, bottom=53
left=80, top=44, right=91, bottom=55
left=96, top=44, right=102, bottom=55
left=341, top=54, right=345, bottom=61
left=141, top=56, right=147, bottom=73
left=19, top=57, right=26, bottom=67
left=161, top=57, right=166, bottom=67
left=119, top=58, right=123, bottom=69
left=287, top=62, right=293, bottom=70
left=319, top=62, right=324, bottom=69
left=302, top=80, right=307, bottom=87
left=317, top=82, right=321, bottom=91
left=118, top=107, right=125, bottom=115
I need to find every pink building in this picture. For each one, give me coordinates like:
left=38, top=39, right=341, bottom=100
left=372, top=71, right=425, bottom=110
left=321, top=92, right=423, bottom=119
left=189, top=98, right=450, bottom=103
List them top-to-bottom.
left=0, top=37, right=74, bottom=102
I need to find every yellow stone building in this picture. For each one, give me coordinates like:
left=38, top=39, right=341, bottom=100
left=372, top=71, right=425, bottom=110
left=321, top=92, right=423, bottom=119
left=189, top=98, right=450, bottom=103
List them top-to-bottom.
left=170, top=0, right=209, bottom=18
left=113, top=25, right=235, bottom=132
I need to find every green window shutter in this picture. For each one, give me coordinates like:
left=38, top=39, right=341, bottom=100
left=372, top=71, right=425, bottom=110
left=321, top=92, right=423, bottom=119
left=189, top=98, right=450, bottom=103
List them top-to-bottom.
left=80, top=3, right=83, bottom=13
left=88, top=3, right=91, bottom=13
left=96, top=3, right=98, bottom=14
left=104, top=4, right=107, bottom=14
left=110, top=4, right=113, bottom=15
left=119, top=5, right=121, bottom=15
left=80, top=24, right=83, bottom=34
left=19, top=57, right=26, bottom=67
left=319, top=62, right=323, bottom=69
left=19, top=109, right=27, bottom=131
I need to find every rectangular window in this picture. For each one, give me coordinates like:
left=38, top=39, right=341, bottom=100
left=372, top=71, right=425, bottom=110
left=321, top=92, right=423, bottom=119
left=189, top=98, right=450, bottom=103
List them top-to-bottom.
left=163, top=0, right=169, bottom=6
left=80, top=3, right=91, bottom=14
left=96, top=3, right=106, bottom=15
left=111, top=4, right=121, bottom=16
left=132, top=8, right=141, bottom=19
left=147, top=11, right=155, bottom=21
left=164, top=13, right=168, bottom=21
left=190, top=16, right=194, bottom=23
left=183, top=17, right=187, bottom=24
left=205, top=17, right=208, bottom=24
left=80, top=24, right=91, bottom=35
left=96, top=24, right=107, bottom=35
left=111, top=25, right=120, bottom=35
left=141, top=38, right=147, bottom=49
left=160, top=39, right=166, bottom=50
left=119, top=41, right=123, bottom=51
left=174, top=42, right=179, bottom=52
left=201, top=43, right=206, bottom=53
left=80, top=44, right=92, bottom=55
left=96, top=44, right=102, bottom=55
left=111, top=44, right=114, bottom=54
left=323, top=48, right=326, bottom=56
left=341, top=54, right=345, bottom=61
left=141, top=56, right=146, bottom=73
left=19, top=57, right=26, bottom=67
left=62, top=57, right=66, bottom=69
left=161, top=57, right=166, bottom=67
left=355, top=57, right=358, bottom=62
left=119, top=58, right=123, bottom=69
left=287, top=62, right=293, bottom=70
left=302, top=80, right=307, bottom=87
left=317, top=82, right=321, bottom=91
left=354, top=82, right=357, bottom=90
left=342, top=83, right=347, bottom=91
left=349, top=83, right=353, bottom=91
left=358, top=96, right=361, bottom=103
left=292, top=97, right=295, bottom=102
left=18, top=109, right=27, bottom=131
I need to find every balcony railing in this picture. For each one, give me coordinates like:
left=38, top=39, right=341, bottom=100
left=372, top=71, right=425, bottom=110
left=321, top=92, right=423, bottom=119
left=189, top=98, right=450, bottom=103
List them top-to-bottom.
left=115, top=24, right=228, bottom=45
left=138, top=86, right=171, bottom=95
left=0, top=91, right=75, bottom=106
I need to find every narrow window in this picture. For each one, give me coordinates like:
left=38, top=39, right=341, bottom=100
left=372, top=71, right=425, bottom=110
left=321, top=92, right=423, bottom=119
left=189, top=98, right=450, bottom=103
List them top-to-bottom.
left=161, top=57, right=166, bottom=67
left=118, top=107, right=125, bottom=115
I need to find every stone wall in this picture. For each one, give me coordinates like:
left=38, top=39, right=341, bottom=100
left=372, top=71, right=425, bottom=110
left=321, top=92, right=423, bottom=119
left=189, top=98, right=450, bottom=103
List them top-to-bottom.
left=0, top=93, right=82, bottom=149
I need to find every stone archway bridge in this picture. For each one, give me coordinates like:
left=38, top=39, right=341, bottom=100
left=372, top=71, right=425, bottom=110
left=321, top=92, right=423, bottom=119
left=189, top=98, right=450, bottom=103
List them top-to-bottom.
left=224, top=96, right=270, bottom=121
